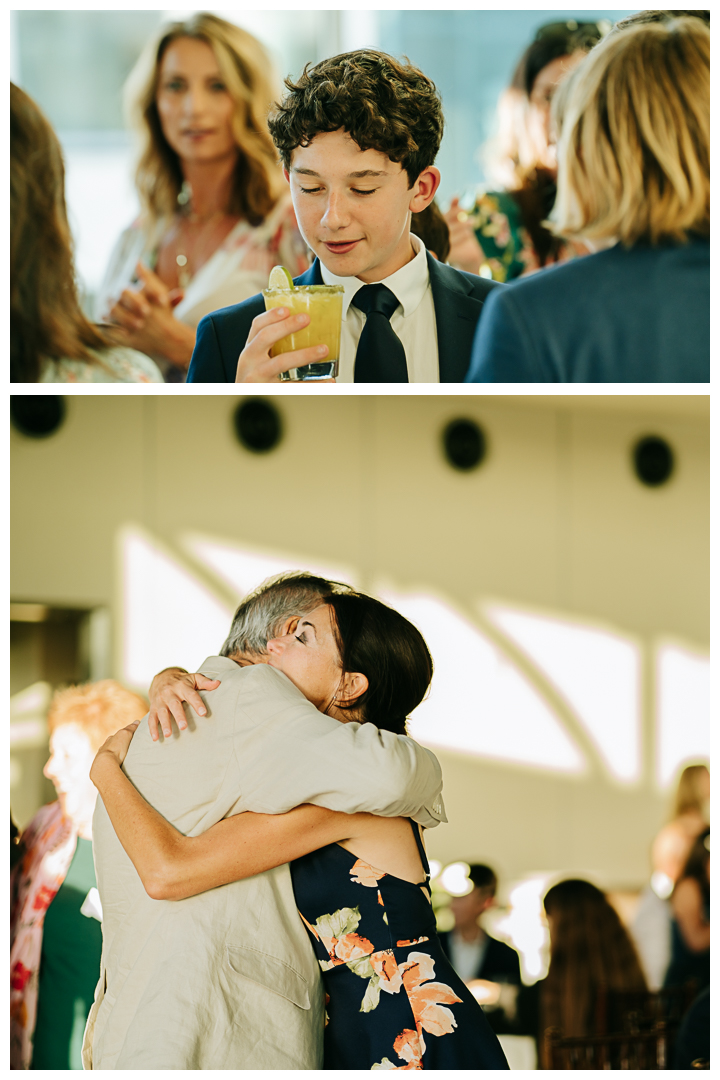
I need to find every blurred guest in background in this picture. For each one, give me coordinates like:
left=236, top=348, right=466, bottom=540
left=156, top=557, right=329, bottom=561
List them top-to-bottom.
left=96, top=13, right=309, bottom=380
left=466, top=17, right=710, bottom=383
left=445, top=19, right=604, bottom=282
left=10, top=85, right=162, bottom=384
left=411, top=199, right=451, bottom=263
left=10, top=681, right=147, bottom=1070
left=631, top=763, right=710, bottom=990
left=663, top=828, right=709, bottom=993
left=437, top=864, right=522, bottom=1034
left=518, top=879, right=647, bottom=1067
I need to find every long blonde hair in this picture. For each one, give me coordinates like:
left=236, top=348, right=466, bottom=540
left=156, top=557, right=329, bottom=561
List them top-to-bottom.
left=124, top=13, right=285, bottom=232
left=550, top=17, right=710, bottom=246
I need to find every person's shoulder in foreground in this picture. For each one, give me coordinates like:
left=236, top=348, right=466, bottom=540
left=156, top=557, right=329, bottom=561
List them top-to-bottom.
left=465, top=237, right=710, bottom=383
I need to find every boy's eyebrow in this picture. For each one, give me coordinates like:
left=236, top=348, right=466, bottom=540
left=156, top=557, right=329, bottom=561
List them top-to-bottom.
left=290, top=168, right=389, bottom=179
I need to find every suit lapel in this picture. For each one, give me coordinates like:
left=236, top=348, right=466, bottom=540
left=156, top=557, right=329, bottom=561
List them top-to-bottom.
left=428, top=255, right=485, bottom=382
left=294, top=260, right=325, bottom=286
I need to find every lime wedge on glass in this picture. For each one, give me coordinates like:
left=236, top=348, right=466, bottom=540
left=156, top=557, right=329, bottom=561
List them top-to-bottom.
left=268, top=265, right=295, bottom=290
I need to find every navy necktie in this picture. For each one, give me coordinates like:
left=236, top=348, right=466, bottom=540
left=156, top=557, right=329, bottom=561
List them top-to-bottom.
left=351, top=284, right=409, bottom=383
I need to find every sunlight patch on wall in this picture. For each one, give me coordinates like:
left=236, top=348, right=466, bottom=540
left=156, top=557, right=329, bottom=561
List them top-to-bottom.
left=121, top=528, right=233, bottom=690
left=182, top=533, right=358, bottom=598
left=380, top=593, right=586, bottom=774
left=486, top=607, right=641, bottom=783
left=656, top=643, right=710, bottom=788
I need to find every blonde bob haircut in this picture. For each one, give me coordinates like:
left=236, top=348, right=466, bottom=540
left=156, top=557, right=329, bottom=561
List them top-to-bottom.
left=123, top=13, right=285, bottom=231
left=550, top=18, right=709, bottom=246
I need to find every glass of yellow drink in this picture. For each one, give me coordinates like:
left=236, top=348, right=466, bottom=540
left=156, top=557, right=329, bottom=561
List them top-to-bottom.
left=262, top=285, right=343, bottom=380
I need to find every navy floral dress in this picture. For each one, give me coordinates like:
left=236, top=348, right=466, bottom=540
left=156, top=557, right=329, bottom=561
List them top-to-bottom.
left=290, top=823, right=510, bottom=1070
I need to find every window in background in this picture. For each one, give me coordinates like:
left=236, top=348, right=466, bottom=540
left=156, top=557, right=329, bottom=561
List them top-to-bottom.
left=655, top=642, right=710, bottom=788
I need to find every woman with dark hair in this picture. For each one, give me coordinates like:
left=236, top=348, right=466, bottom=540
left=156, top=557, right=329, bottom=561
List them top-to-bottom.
left=96, top=13, right=309, bottom=380
left=446, top=19, right=606, bottom=282
left=10, top=84, right=162, bottom=383
left=91, top=592, right=509, bottom=1070
left=663, top=829, right=710, bottom=992
left=523, top=879, right=647, bottom=1067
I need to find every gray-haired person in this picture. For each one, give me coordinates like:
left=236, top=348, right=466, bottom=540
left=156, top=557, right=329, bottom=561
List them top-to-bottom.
left=86, top=571, right=446, bottom=1069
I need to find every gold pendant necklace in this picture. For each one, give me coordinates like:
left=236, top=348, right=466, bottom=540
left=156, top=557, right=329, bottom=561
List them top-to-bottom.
left=174, top=180, right=225, bottom=289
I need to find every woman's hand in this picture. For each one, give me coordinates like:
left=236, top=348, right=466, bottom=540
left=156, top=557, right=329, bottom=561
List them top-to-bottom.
left=445, top=196, right=485, bottom=275
left=108, top=262, right=195, bottom=370
left=148, top=668, right=222, bottom=742
left=90, top=720, right=141, bottom=786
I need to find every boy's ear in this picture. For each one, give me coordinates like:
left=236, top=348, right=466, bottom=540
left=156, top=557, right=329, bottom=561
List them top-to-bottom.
left=408, top=166, right=441, bottom=214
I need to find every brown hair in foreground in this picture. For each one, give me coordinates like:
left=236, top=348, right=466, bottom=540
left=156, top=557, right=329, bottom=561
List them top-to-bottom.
left=124, top=12, right=285, bottom=228
left=550, top=17, right=709, bottom=247
left=269, top=50, right=444, bottom=186
left=10, top=83, right=112, bottom=382
left=48, top=680, right=149, bottom=754
left=540, top=879, right=647, bottom=1060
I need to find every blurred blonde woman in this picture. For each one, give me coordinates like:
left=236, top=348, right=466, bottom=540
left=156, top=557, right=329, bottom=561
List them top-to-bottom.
left=96, top=13, right=309, bottom=380
left=466, top=17, right=710, bottom=383
left=10, top=84, right=162, bottom=383
left=10, top=682, right=148, bottom=1070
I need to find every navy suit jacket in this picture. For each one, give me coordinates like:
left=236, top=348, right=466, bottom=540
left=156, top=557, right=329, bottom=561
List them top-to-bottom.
left=465, top=238, right=709, bottom=383
left=187, top=254, right=499, bottom=383
left=437, top=930, right=521, bottom=986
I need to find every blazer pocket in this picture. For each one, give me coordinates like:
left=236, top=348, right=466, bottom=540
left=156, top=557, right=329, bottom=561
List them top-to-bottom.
left=225, top=945, right=312, bottom=1010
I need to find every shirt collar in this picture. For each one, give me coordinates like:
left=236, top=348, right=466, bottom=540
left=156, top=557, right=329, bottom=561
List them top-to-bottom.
left=319, top=233, right=430, bottom=319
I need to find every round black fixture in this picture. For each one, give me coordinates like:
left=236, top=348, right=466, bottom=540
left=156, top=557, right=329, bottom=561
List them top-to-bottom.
left=10, top=396, right=65, bottom=438
left=233, top=399, right=282, bottom=453
left=442, top=418, right=487, bottom=471
left=633, top=435, right=674, bottom=487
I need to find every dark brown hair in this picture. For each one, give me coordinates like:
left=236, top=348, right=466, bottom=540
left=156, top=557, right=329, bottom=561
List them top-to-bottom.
left=268, top=50, right=444, bottom=186
left=10, top=83, right=111, bottom=382
left=411, top=199, right=450, bottom=262
left=326, top=593, right=433, bottom=734
left=676, top=828, right=710, bottom=911
left=541, top=879, right=647, bottom=1055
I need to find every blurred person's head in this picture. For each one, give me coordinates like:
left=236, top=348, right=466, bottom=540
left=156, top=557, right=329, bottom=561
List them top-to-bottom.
left=611, top=10, right=709, bottom=34
left=124, top=13, right=285, bottom=227
left=550, top=18, right=709, bottom=248
left=486, top=20, right=606, bottom=187
left=267, top=51, right=443, bottom=282
left=10, top=84, right=112, bottom=382
left=411, top=200, right=450, bottom=262
left=44, top=681, right=148, bottom=837
left=673, top=763, right=710, bottom=821
left=450, top=864, right=498, bottom=935
left=541, top=879, right=647, bottom=1042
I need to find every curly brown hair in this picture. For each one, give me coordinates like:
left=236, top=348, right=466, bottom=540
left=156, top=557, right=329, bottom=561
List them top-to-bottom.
left=268, top=50, right=444, bottom=186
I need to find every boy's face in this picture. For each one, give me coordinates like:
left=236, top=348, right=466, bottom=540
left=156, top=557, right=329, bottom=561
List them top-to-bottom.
left=285, top=129, right=439, bottom=283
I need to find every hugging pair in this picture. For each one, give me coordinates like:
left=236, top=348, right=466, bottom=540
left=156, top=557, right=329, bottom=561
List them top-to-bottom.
left=84, top=572, right=508, bottom=1070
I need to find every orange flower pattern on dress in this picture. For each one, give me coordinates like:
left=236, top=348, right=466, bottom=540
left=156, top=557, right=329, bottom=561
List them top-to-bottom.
left=350, top=858, right=386, bottom=888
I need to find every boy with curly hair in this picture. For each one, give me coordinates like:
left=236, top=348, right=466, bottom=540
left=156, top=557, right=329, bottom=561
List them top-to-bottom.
left=187, top=50, right=499, bottom=383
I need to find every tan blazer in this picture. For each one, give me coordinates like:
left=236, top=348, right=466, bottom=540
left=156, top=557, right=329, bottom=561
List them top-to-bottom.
left=84, top=660, right=445, bottom=1069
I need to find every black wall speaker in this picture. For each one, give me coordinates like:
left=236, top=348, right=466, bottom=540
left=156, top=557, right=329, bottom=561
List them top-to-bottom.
left=10, top=396, right=66, bottom=438
left=233, top=399, right=282, bottom=453
left=442, top=418, right=487, bottom=471
left=633, top=435, right=674, bottom=487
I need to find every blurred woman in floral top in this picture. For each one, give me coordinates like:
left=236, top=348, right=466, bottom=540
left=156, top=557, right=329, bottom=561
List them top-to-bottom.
left=446, top=19, right=607, bottom=282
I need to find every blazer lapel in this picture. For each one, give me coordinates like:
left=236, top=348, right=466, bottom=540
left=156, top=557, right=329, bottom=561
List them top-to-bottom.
left=428, top=255, right=486, bottom=382
left=294, top=260, right=325, bottom=286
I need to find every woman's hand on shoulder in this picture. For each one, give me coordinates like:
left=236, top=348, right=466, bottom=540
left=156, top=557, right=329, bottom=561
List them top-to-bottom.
left=147, top=668, right=221, bottom=742
left=90, top=721, right=141, bottom=786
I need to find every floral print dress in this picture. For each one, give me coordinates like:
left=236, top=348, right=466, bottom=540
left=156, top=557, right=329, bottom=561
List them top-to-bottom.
left=290, top=822, right=509, bottom=1070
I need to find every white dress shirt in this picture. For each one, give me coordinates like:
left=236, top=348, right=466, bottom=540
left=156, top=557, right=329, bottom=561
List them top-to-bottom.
left=320, top=233, right=440, bottom=382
